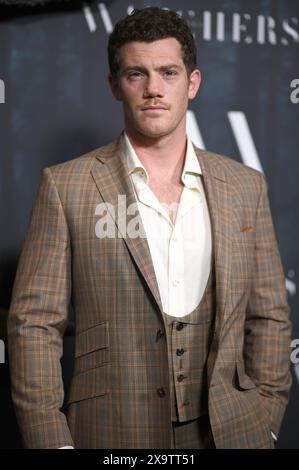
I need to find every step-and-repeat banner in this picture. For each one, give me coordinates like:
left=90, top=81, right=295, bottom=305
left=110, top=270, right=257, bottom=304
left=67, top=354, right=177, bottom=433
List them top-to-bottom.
left=0, top=0, right=298, bottom=448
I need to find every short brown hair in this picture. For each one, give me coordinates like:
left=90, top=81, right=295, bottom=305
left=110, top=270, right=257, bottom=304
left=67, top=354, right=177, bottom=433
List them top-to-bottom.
left=108, top=7, right=197, bottom=79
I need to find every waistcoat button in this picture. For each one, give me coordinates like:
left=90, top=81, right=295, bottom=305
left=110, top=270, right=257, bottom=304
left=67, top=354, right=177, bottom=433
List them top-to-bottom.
left=176, top=323, right=184, bottom=331
left=176, top=348, right=185, bottom=356
left=177, top=374, right=185, bottom=382
left=157, top=387, right=166, bottom=397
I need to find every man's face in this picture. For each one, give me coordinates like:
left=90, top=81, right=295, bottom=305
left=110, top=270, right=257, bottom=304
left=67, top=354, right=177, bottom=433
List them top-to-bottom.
left=109, top=37, right=201, bottom=140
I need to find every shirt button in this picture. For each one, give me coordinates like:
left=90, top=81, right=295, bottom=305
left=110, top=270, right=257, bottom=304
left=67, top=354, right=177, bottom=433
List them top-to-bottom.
left=172, top=236, right=177, bottom=242
left=172, top=279, right=180, bottom=287
left=176, top=323, right=184, bottom=331
left=176, top=348, right=185, bottom=356
left=177, top=374, right=185, bottom=382
left=157, top=388, right=166, bottom=398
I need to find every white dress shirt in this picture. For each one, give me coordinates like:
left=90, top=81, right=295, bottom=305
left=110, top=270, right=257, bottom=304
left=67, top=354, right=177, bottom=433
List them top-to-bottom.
left=123, top=132, right=212, bottom=318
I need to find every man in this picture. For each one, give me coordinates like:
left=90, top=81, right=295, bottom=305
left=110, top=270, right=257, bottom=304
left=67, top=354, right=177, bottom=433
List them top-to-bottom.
left=8, top=7, right=292, bottom=449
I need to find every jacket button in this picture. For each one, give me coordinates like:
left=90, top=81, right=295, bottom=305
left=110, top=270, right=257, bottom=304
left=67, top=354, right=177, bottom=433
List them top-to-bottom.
left=176, top=323, right=184, bottom=331
left=156, top=329, right=165, bottom=341
left=176, top=348, right=185, bottom=356
left=177, top=374, right=185, bottom=382
left=157, top=387, right=166, bottom=397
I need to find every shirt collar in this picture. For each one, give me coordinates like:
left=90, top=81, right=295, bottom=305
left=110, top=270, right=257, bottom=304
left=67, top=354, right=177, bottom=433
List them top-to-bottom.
left=122, top=131, right=202, bottom=189
left=123, top=131, right=149, bottom=184
left=180, top=134, right=202, bottom=190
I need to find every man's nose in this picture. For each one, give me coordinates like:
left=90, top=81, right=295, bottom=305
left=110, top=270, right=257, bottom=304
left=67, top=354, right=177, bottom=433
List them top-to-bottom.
left=143, top=73, right=164, bottom=97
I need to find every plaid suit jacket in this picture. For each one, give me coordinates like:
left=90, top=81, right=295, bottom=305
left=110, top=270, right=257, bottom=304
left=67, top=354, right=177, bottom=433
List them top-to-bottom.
left=7, top=133, right=292, bottom=448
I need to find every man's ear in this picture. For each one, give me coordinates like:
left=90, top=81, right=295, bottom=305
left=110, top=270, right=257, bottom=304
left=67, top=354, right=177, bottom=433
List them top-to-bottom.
left=188, top=69, right=201, bottom=100
left=108, top=73, right=122, bottom=101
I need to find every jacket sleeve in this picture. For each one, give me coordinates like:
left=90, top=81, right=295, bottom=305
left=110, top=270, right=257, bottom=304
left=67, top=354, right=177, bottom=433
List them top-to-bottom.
left=7, top=168, right=74, bottom=448
left=244, top=171, right=292, bottom=438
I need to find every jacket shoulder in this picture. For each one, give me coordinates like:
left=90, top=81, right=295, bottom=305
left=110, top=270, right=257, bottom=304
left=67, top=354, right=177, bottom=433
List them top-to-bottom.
left=46, top=139, right=119, bottom=177
left=196, top=146, right=265, bottom=191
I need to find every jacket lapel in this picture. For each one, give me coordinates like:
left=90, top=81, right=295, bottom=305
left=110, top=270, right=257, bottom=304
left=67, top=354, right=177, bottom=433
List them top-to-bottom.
left=90, top=134, right=164, bottom=314
left=194, top=147, right=233, bottom=339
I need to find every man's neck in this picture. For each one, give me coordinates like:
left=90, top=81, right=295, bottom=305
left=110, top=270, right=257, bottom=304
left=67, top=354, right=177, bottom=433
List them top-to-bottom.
left=124, top=128, right=187, bottom=185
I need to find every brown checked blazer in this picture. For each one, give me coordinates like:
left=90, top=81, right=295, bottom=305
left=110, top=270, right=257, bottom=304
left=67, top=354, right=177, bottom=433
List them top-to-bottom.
left=7, top=133, right=292, bottom=449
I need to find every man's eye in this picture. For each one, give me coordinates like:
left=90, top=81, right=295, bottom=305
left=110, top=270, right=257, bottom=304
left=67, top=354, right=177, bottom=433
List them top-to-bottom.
left=164, top=70, right=177, bottom=77
left=128, top=72, right=142, bottom=78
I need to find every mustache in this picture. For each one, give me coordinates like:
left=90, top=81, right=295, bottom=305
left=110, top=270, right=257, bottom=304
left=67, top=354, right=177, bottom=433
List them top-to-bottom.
left=141, top=100, right=169, bottom=110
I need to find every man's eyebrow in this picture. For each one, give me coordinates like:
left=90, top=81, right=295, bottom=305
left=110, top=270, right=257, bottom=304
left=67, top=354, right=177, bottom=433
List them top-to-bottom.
left=121, top=64, right=183, bottom=74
